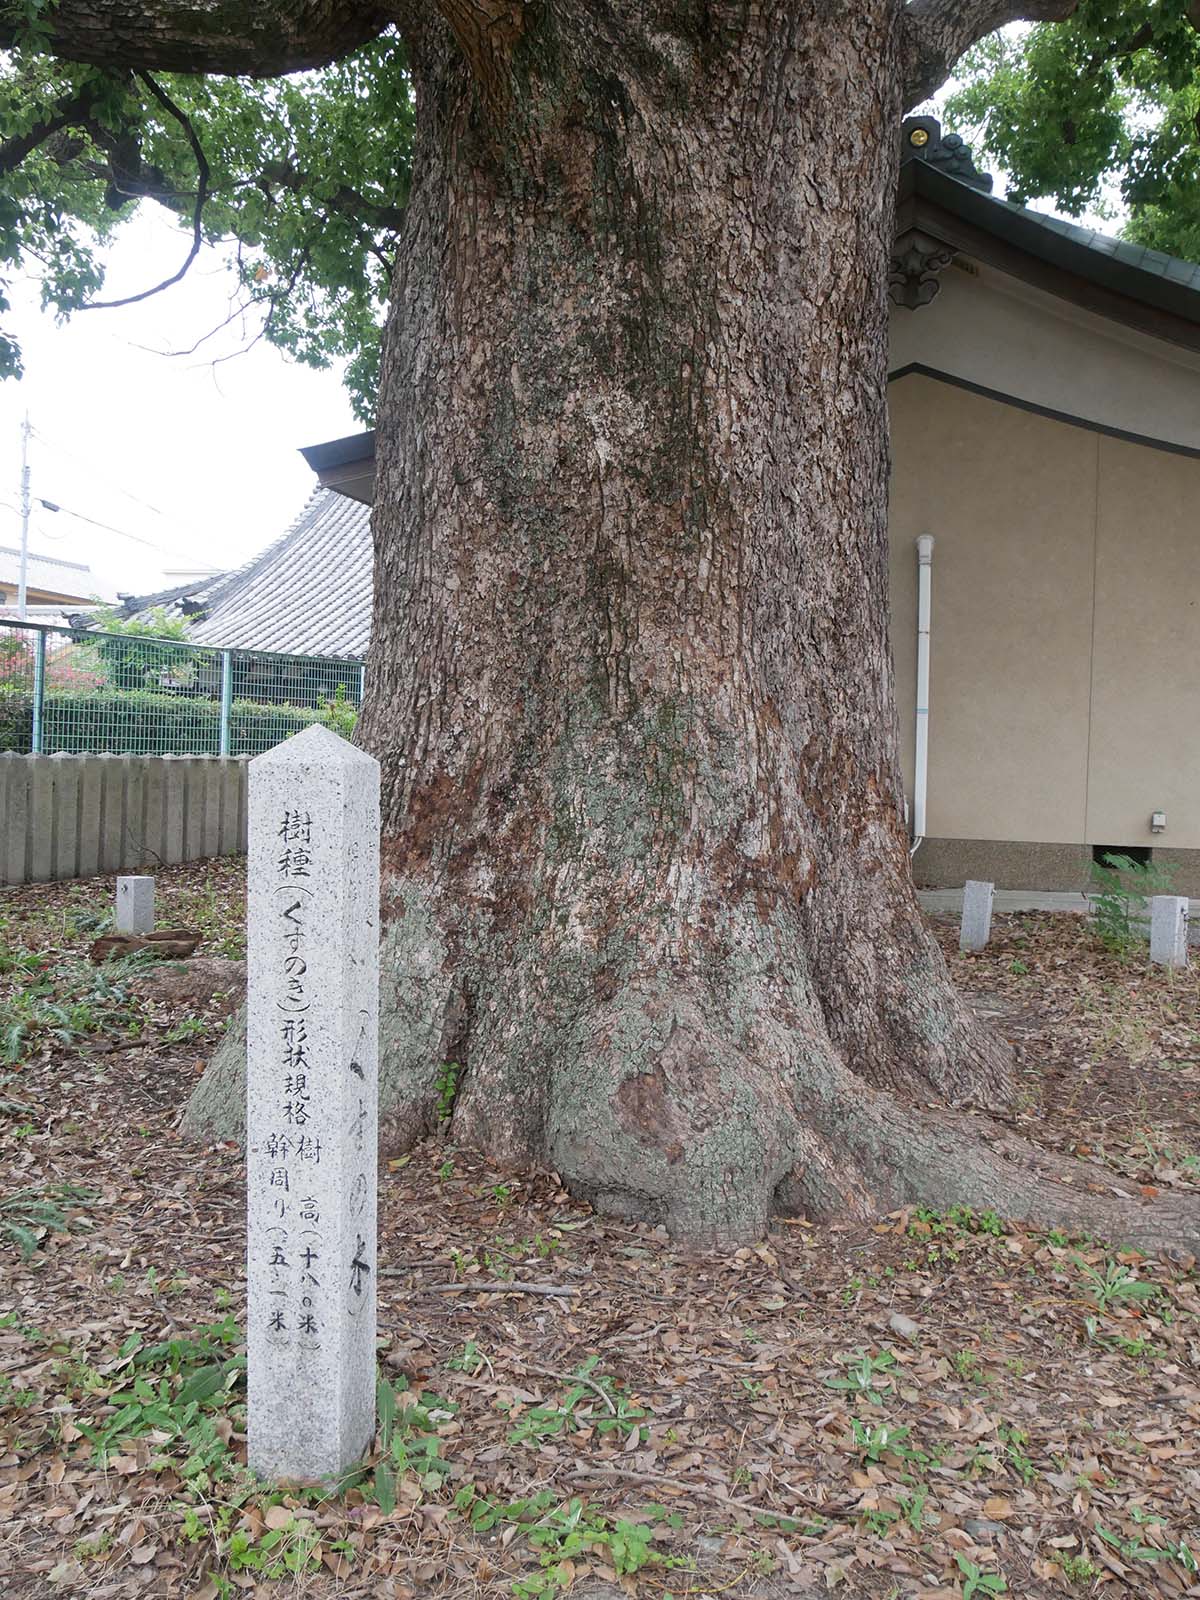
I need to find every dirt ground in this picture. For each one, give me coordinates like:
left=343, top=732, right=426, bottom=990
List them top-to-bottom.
left=2, top=862, right=1199, bottom=1599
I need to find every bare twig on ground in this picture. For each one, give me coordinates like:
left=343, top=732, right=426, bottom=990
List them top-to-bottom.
left=385, top=1278, right=580, bottom=1297
left=515, top=1363, right=617, bottom=1413
left=571, top=1461, right=853, bottom=1521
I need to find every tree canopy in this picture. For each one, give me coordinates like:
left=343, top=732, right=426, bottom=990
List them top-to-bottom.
left=0, top=1, right=1198, bottom=419
left=947, top=1, right=1200, bottom=260
left=0, top=28, right=412, bottom=418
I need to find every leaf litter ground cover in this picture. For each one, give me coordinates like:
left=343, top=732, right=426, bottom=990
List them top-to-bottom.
left=1, top=866, right=1199, bottom=1599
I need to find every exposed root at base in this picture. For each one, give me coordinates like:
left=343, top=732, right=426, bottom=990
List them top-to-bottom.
left=821, top=1096, right=1200, bottom=1260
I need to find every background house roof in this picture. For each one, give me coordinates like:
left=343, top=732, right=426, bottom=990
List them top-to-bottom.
left=298, top=431, right=376, bottom=504
left=115, top=487, right=372, bottom=659
left=0, top=544, right=100, bottom=601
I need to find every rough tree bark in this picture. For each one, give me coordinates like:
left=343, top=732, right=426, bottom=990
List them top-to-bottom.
left=59, top=0, right=1186, bottom=1252
left=339, top=0, right=1199, bottom=1252
left=345, top=0, right=989, bottom=1250
left=0, top=1, right=391, bottom=75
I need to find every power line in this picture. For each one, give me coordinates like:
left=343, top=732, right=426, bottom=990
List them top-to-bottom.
left=29, top=424, right=208, bottom=544
left=35, top=495, right=192, bottom=561
left=0, top=502, right=68, bottom=540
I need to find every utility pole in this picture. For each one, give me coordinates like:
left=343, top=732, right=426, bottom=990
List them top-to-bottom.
left=16, top=412, right=30, bottom=621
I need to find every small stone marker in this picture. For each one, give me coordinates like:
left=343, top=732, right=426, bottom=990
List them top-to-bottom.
left=246, top=725, right=380, bottom=1482
left=115, top=874, right=155, bottom=935
left=959, top=879, right=995, bottom=952
left=1149, top=895, right=1189, bottom=969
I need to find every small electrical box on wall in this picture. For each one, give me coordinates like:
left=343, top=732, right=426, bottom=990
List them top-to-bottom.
left=1151, top=811, right=1167, bottom=834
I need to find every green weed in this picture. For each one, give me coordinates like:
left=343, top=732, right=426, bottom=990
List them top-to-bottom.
left=1090, top=852, right=1174, bottom=953
left=0, top=948, right=150, bottom=1062
left=164, top=1015, right=208, bottom=1042
left=435, top=1061, right=461, bottom=1124
left=0, top=1181, right=96, bottom=1260
left=1075, top=1255, right=1157, bottom=1313
left=73, top=1318, right=245, bottom=1474
left=447, top=1339, right=486, bottom=1375
left=824, top=1349, right=896, bottom=1406
left=508, top=1357, right=647, bottom=1445
left=368, top=1378, right=457, bottom=1513
left=850, top=1417, right=923, bottom=1465
left=998, top=1424, right=1037, bottom=1486
left=898, top=1486, right=929, bottom=1531
left=1098, top=1523, right=1198, bottom=1572
left=956, top=1553, right=1007, bottom=1597
left=1058, top=1553, right=1100, bottom=1583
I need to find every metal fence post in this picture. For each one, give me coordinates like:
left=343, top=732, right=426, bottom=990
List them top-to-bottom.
left=31, top=628, right=46, bottom=754
left=219, top=649, right=233, bottom=756
left=358, top=663, right=366, bottom=704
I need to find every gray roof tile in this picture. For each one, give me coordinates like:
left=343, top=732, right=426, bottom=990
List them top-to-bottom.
left=1002, top=198, right=1200, bottom=293
left=118, top=489, right=371, bottom=660
left=186, top=489, right=371, bottom=659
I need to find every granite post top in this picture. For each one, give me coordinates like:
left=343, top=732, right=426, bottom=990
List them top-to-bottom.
left=250, top=724, right=379, bottom=771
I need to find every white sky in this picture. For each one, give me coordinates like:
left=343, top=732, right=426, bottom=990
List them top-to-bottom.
left=0, top=207, right=359, bottom=601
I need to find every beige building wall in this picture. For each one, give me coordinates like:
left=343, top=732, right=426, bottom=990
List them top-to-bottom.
left=889, top=264, right=1200, bottom=456
left=889, top=372, right=1200, bottom=879
left=1089, top=442, right=1200, bottom=846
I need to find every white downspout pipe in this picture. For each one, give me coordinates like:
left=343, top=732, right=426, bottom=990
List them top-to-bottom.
left=910, top=534, right=934, bottom=857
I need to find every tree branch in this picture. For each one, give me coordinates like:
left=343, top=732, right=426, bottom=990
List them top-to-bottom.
left=397, top=0, right=525, bottom=120
left=902, top=0, right=1081, bottom=108
left=0, top=1, right=393, bottom=77
left=1079, top=20, right=1155, bottom=82
left=80, top=72, right=209, bottom=310
left=0, top=80, right=102, bottom=176
left=258, top=160, right=406, bottom=231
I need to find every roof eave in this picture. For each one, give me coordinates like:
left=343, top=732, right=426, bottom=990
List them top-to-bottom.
left=905, top=160, right=1200, bottom=352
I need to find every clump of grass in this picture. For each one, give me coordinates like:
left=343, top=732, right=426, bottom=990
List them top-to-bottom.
left=0, top=944, right=151, bottom=1064
left=1, top=1181, right=97, bottom=1260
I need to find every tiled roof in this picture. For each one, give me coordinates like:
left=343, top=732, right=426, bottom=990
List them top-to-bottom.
left=1004, top=204, right=1200, bottom=294
left=117, top=488, right=372, bottom=659
left=190, top=489, right=371, bottom=658
left=0, top=544, right=99, bottom=599
left=0, top=550, right=98, bottom=601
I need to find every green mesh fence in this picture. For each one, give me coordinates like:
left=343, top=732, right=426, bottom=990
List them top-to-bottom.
left=0, top=622, right=362, bottom=756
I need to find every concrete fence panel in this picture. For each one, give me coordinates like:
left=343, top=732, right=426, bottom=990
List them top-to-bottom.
left=0, top=753, right=249, bottom=887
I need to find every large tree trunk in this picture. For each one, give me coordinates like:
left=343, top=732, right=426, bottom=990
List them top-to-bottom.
left=175, top=0, right=1200, bottom=1256
left=356, top=0, right=1012, bottom=1248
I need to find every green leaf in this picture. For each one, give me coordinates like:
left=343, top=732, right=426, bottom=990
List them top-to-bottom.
left=177, top=1364, right=228, bottom=1406
left=377, top=1374, right=397, bottom=1446
left=373, top=1458, right=396, bottom=1516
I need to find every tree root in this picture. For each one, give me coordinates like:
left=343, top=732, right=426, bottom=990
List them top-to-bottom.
left=180, top=883, right=1200, bottom=1259
left=781, top=1073, right=1200, bottom=1260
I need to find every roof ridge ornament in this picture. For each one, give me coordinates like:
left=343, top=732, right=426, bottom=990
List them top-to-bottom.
left=900, top=116, right=994, bottom=193
left=891, top=117, right=994, bottom=309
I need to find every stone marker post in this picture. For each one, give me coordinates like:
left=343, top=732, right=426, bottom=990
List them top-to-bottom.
left=246, top=724, right=380, bottom=1482
left=115, top=875, right=155, bottom=934
left=959, top=880, right=995, bottom=952
left=1149, top=895, right=1189, bottom=969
